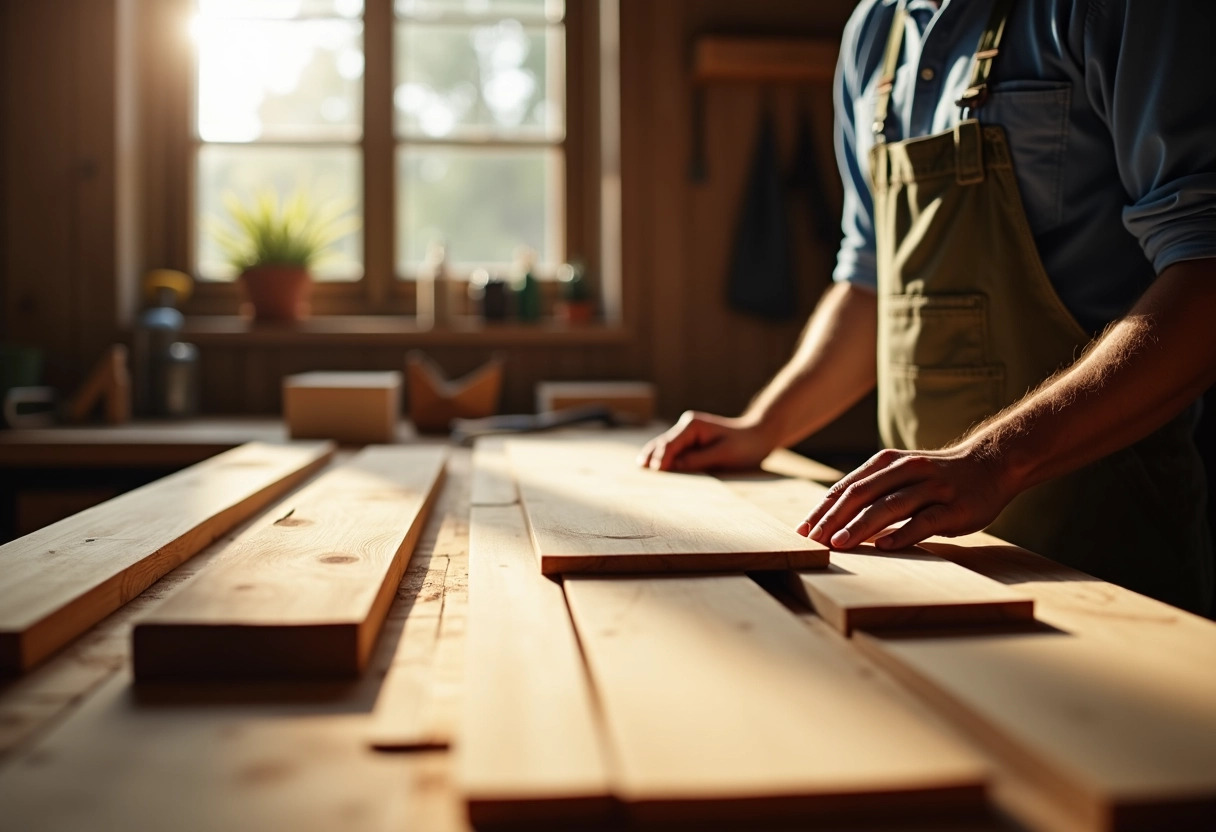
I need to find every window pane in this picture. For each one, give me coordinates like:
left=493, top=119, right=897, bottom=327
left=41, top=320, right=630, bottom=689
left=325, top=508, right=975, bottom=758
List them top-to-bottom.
left=199, top=0, right=364, bottom=20
left=395, top=0, right=563, bottom=23
left=196, top=18, right=363, bottom=142
left=395, top=21, right=563, bottom=140
left=197, top=145, right=362, bottom=282
left=397, top=146, right=562, bottom=274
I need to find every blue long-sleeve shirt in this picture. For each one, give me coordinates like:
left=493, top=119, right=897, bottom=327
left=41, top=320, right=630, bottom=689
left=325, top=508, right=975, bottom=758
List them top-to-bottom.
left=833, top=0, right=1216, bottom=334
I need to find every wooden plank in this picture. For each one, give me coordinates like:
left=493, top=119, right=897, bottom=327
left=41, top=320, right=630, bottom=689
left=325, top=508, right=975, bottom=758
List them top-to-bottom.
left=469, top=437, right=517, bottom=506
left=509, top=439, right=828, bottom=575
left=0, top=441, right=335, bottom=674
left=132, top=446, right=447, bottom=680
left=369, top=447, right=470, bottom=751
left=725, top=475, right=1035, bottom=634
left=457, top=504, right=613, bottom=827
left=919, top=530, right=1216, bottom=663
left=791, top=548, right=1035, bottom=635
left=564, top=574, right=988, bottom=824
left=855, top=629, right=1216, bottom=832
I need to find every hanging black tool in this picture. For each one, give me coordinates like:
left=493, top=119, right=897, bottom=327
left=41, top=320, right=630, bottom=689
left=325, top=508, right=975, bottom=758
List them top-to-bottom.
left=789, top=107, right=841, bottom=250
left=727, top=110, right=797, bottom=320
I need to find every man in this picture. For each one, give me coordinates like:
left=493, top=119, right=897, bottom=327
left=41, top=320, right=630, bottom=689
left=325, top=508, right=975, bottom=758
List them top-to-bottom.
left=640, top=0, right=1216, bottom=614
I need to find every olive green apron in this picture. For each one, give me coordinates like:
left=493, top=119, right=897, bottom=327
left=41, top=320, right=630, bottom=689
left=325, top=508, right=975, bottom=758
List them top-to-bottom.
left=869, top=0, right=1212, bottom=613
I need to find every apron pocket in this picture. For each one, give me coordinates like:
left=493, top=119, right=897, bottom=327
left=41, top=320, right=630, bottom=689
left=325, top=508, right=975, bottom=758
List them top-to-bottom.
left=984, top=81, right=1070, bottom=233
left=884, top=293, right=990, bottom=368
left=881, top=363, right=1005, bottom=450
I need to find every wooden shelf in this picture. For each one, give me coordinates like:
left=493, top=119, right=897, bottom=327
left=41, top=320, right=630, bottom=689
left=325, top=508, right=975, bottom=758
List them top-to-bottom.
left=693, top=36, right=838, bottom=84
left=179, top=316, right=634, bottom=347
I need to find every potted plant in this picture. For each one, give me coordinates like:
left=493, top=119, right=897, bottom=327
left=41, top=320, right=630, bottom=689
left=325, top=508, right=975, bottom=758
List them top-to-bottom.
left=210, top=190, right=358, bottom=322
left=555, top=260, right=595, bottom=324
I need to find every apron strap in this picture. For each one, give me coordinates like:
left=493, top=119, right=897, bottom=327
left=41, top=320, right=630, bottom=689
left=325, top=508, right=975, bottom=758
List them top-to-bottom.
left=871, top=0, right=908, bottom=143
left=873, top=0, right=1020, bottom=141
left=956, top=0, right=1017, bottom=115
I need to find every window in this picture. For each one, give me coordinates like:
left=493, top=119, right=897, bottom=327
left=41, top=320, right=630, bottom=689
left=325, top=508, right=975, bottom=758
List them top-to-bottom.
left=180, top=0, right=599, bottom=319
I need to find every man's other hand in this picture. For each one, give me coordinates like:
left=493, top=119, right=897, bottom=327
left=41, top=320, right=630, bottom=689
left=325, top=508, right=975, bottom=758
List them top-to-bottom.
left=637, top=411, right=774, bottom=473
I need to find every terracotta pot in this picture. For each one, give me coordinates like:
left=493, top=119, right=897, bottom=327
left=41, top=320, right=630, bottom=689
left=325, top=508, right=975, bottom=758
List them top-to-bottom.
left=239, top=265, right=312, bottom=322
left=555, top=299, right=595, bottom=325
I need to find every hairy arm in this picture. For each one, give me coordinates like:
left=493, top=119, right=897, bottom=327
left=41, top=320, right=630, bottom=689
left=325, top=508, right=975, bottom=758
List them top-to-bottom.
left=801, top=257, right=1216, bottom=549
left=639, top=281, right=878, bottom=471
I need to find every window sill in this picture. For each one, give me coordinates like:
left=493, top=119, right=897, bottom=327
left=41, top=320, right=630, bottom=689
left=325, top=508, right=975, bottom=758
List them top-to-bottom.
left=179, top=316, right=633, bottom=347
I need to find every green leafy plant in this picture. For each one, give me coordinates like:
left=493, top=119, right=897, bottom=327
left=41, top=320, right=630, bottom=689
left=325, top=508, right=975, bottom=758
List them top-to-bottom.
left=209, top=189, right=359, bottom=274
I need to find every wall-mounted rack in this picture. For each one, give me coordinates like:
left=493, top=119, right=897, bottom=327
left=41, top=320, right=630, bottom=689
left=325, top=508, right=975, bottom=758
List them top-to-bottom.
left=693, top=36, right=838, bottom=85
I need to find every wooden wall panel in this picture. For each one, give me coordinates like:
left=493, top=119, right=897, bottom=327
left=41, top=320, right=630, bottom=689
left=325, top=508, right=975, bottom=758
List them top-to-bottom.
left=0, top=0, right=124, bottom=390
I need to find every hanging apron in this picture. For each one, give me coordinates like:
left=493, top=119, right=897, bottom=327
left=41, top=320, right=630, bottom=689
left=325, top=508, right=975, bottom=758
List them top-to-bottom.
left=869, top=0, right=1213, bottom=613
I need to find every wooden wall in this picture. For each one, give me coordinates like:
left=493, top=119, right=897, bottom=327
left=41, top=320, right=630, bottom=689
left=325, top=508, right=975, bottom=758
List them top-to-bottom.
left=0, top=0, right=879, bottom=457
left=0, top=0, right=124, bottom=391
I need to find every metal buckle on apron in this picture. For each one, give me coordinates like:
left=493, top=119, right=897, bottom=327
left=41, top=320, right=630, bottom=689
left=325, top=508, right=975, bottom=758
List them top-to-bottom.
left=954, top=120, right=985, bottom=186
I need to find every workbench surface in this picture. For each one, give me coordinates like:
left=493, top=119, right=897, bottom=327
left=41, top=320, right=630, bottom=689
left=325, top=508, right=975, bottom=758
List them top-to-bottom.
left=1, top=436, right=1214, bottom=832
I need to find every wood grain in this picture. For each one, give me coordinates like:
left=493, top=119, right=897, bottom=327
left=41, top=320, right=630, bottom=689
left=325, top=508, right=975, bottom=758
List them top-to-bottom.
left=509, top=439, right=828, bottom=574
left=0, top=441, right=335, bottom=674
left=132, top=446, right=447, bottom=680
left=725, top=475, right=1034, bottom=634
left=458, top=504, right=613, bottom=826
left=564, top=573, right=987, bottom=824
left=856, top=629, right=1216, bottom=832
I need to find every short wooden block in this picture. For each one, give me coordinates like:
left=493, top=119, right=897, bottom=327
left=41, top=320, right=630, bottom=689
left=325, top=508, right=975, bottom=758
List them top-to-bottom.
left=283, top=371, right=401, bottom=445
left=535, top=381, right=655, bottom=426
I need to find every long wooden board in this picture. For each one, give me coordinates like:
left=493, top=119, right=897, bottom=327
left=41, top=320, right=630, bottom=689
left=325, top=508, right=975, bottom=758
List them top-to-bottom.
left=469, top=437, right=517, bottom=506
left=509, top=439, right=828, bottom=575
left=0, top=441, right=335, bottom=674
left=132, top=446, right=447, bottom=680
left=369, top=447, right=470, bottom=751
left=725, top=475, right=1034, bottom=634
left=457, top=504, right=613, bottom=826
left=564, top=573, right=987, bottom=824
left=855, top=629, right=1216, bottom=831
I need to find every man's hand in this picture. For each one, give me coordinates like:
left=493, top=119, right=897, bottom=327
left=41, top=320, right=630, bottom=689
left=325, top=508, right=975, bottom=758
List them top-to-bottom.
left=637, top=411, right=775, bottom=472
left=796, top=439, right=1015, bottom=550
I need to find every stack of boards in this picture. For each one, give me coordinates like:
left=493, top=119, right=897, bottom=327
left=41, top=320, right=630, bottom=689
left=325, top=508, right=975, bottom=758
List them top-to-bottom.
left=3, top=435, right=1214, bottom=831
left=459, top=437, right=1216, bottom=831
left=0, top=442, right=448, bottom=680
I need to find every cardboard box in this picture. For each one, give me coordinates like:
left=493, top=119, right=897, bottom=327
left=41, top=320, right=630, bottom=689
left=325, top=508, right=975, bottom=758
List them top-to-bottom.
left=283, top=371, right=401, bottom=444
left=535, top=381, right=656, bottom=426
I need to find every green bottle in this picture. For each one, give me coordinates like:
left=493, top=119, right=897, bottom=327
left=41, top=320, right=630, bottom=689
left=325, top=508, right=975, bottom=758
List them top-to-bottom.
left=513, top=247, right=541, bottom=323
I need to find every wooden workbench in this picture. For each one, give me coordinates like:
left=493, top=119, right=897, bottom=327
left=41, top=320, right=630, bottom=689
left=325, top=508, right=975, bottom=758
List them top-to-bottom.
left=1, top=429, right=1214, bottom=831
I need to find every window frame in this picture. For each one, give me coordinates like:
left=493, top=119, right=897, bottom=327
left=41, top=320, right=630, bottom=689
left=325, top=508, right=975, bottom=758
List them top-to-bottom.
left=144, top=0, right=602, bottom=320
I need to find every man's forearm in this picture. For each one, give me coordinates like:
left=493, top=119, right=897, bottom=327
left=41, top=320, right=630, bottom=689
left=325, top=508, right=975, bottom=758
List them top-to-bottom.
left=977, top=257, right=1216, bottom=495
left=743, top=281, right=879, bottom=448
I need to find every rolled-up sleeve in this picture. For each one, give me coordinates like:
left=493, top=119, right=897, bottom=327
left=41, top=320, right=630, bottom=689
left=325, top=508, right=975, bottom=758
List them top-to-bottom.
left=1087, top=0, right=1216, bottom=272
left=833, top=6, right=879, bottom=290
